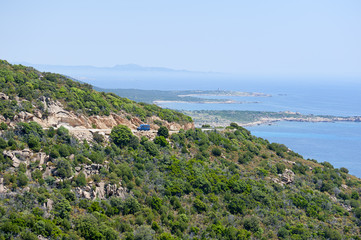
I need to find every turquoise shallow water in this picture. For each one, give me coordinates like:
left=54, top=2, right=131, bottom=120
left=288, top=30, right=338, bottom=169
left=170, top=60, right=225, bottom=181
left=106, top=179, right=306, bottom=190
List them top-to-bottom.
left=246, top=121, right=361, bottom=177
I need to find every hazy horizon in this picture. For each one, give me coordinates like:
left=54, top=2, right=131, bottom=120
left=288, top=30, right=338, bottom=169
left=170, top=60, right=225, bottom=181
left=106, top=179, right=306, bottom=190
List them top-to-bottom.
left=1, top=0, right=361, bottom=79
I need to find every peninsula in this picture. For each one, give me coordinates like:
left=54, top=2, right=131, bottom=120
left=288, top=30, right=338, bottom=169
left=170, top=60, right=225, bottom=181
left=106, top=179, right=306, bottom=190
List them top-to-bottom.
left=183, top=110, right=361, bottom=127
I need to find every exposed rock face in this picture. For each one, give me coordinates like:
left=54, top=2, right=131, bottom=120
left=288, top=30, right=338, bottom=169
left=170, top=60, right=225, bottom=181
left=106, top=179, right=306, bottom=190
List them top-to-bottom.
left=0, top=92, right=9, bottom=100
left=8, top=97, right=194, bottom=141
left=13, top=111, right=35, bottom=122
left=3, top=149, right=48, bottom=168
left=283, top=159, right=296, bottom=165
left=75, top=164, right=104, bottom=177
left=85, top=164, right=103, bottom=176
left=272, top=168, right=295, bottom=186
left=281, top=169, right=295, bottom=184
left=0, top=178, right=8, bottom=194
left=75, top=181, right=127, bottom=200
left=106, top=183, right=126, bottom=198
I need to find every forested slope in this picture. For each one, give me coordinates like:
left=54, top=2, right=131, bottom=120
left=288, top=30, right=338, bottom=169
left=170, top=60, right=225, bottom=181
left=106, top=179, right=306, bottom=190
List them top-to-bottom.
left=0, top=60, right=192, bottom=124
left=0, top=61, right=360, bottom=240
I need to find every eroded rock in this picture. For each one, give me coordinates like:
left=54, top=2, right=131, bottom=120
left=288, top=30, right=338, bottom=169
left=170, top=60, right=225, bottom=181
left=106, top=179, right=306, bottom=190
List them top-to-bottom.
left=3, top=149, right=49, bottom=168
left=280, top=169, right=295, bottom=184
left=75, top=181, right=127, bottom=200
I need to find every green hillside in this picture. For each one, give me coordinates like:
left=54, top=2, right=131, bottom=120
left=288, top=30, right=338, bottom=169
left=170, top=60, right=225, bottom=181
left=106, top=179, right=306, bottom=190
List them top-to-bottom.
left=0, top=60, right=191, bottom=124
left=0, top=61, right=360, bottom=240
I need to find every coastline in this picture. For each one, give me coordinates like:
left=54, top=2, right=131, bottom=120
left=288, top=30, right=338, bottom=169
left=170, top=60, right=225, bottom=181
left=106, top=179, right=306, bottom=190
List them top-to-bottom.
left=177, top=92, right=272, bottom=98
left=154, top=100, right=260, bottom=105
left=186, top=111, right=361, bottom=128
left=239, top=116, right=361, bottom=127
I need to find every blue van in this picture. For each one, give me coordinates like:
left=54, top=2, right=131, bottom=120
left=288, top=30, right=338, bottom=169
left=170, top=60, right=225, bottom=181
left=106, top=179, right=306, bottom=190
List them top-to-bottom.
left=137, top=124, right=150, bottom=131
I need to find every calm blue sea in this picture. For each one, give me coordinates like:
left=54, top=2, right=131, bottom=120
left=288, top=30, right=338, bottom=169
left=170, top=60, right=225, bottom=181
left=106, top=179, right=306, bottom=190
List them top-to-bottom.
left=30, top=65, right=361, bottom=176
left=155, top=78, right=361, bottom=177
left=248, top=122, right=361, bottom=177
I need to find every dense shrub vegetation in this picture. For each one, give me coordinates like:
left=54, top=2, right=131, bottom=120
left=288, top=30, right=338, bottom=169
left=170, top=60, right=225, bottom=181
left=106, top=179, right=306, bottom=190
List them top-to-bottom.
left=0, top=60, right=192, bottom=124
left=0, top=61, right=360, bottom=239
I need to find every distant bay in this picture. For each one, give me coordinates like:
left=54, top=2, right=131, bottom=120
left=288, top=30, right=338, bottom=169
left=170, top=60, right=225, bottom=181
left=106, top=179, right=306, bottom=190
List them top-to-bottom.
left=29, top=63, right=361, bottom=177
left=156, top=79, right=361, bottom=177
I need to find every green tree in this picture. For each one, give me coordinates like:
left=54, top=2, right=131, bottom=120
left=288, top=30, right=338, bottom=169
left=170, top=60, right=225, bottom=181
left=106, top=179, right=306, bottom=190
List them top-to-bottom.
left=111, top=125, right=133, bottom=148
left=157, top=126, right=169, bottom=138
left=27, top=134, right=40, bottom=151
left=154, top=136, right=168, bottom=147
left=143, top=141, right=159, bottom=156
left=58, top=144, right=70, bottom=157
left=212, top=147, right=222, bottom=156
left=56, top=159, right=72, bottom=178
left=17, top=173, right=28, bottom=187
left=151, top=196, right=163, bottom=211
left=124, top=197, right=140, bottom=214
left=227, top=197, right=245, bottom=215
left=193, top=198, right=207, bottom=213
left=54, top=199, right=72, bottom=219
left=75, top=214, right=104, bottom=240
left=243, top=216, right=260, bottom=233
left=134, top=225, right=155, bottom=240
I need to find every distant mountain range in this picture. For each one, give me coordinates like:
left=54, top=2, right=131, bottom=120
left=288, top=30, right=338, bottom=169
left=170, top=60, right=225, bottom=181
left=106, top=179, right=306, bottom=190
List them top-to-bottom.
left=13, top=62, right=226, bottom=90
left=14, top=62, right=211, bottom=74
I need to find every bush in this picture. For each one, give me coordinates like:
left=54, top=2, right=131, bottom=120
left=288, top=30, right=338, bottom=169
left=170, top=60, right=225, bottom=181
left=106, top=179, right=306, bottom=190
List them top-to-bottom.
left=0, top=122, right=7, bottom=130
left=111, top=125, right=133, bottom=148
left=57, top=126, right=69, bottom=136
left=157, top=126, right=169, bottom=138
left=93, top=132, right=104, bottom=143
left=27, top=134, right=40, bottom=151
left=154, top=136, right=168, bottom=147
left=0, top=137, right=7, bottom=149
left=143, top=141, right=159, bottom=156
left=59, top=144, right=70, bottom=157
left=212, top=147, right=222, bottom=157
left=56, top=159, right=72, bottom=178
left=276, top=162, right=286, bottom=174
left=75, top=172, right=87, bottom=187
left=17, top=173, right=28, bottom=187
left=151, top=196, right=163, bottom=211
left=227, top=198, right=246, bottom=215
left=193, top=199, right=207, bottom=213
left=75, top=214, right=104, bottom=239
left=243, top=216, right=260, bottom=233
left=134, top=225, right=155, bottom=240
left=20, top=231, right=38, bottom=240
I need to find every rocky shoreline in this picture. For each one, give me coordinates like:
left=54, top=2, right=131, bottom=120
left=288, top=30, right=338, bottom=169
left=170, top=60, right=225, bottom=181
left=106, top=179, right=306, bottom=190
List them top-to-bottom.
left=154, top=100, right=261, bottom=105
left=188, top=110, right=361, bottom=128
left=239, top=115, right=361, bottom=127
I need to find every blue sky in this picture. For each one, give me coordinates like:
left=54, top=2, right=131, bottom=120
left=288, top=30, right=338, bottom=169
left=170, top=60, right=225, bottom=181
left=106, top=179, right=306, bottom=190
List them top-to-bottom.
left=1, top=0, right=360, bottom=77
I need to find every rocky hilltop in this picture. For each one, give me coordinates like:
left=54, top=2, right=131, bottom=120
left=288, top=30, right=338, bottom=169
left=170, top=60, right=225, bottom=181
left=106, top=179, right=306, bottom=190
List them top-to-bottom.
left=0, top=60, right=361, bottom=239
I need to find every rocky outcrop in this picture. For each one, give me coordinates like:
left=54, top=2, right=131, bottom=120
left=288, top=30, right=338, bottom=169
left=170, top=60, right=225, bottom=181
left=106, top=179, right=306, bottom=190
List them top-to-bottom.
left=0, top=92, right=9, bottom=100
left=9, top=97, right=193, bottom=136
left=3, top=149, right=48, bottom=168
left=75, top=163, right=104, bottom=177
left=272, top=168, right=295, bottom=186
left=281, top=169, right=295, bottom=184
left=0, top=178, right=8, bottom=194
left=75, top=181, right=127, bottom=200
left=106, top=183, right=127, bottom=198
